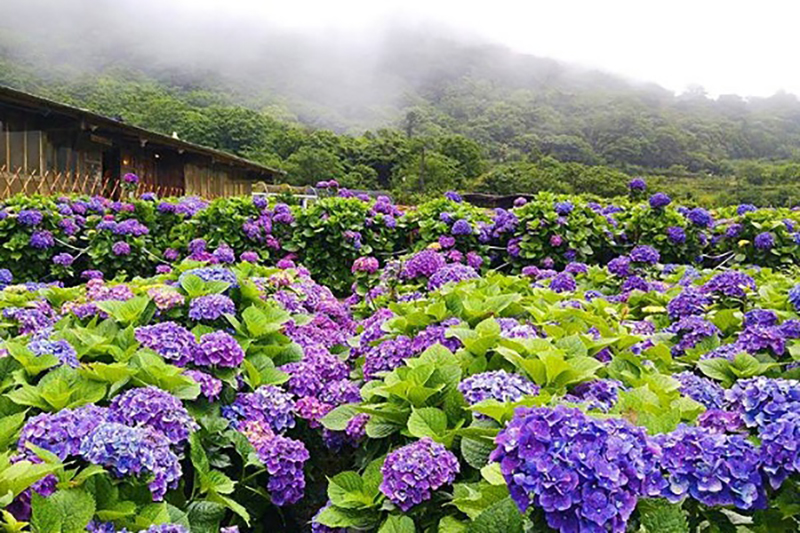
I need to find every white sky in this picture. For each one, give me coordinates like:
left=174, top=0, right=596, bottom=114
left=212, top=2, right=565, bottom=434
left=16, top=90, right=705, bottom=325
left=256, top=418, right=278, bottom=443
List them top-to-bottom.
left=176, top=0, right=800, bottom=98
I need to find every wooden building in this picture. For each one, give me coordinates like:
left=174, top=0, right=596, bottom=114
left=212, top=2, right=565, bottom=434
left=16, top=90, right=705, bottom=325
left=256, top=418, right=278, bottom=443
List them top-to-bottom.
left=0, top=85, right=282, bottom=198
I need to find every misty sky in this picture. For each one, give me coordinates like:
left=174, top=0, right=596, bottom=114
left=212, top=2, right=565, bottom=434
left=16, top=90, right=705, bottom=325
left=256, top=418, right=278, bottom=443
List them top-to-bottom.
left=177, top=0, right=800, bottom=98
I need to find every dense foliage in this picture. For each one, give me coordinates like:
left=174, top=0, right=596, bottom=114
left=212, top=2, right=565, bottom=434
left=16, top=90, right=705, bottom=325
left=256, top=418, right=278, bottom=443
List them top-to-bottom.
left=0, top=184, right=799, bottom=532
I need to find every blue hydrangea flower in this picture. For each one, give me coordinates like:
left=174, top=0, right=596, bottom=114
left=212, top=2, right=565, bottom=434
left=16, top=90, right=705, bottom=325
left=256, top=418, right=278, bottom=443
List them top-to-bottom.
left=628, top=178, right=646, bottom=192
left=649, top=193, right=672, bottom=208
left=737, top=204, right=757, bottom=215
left=686, top=207, right=713, bottom=228
left=17, top=209, right=43, bottom=226
left=451, top=219, right=472, bottom=235
left=666, top=226, right=686, bottom=244
left=30, top=231, right=55, bottom=249
left=754, top=232, right=775, bottom=250
left=629, top=245, right=660, bottom=265
left=427, top=264, right=479, bottom=290
left=179, top=267, right=238, bottom=288
left=700, top=271, right=756, bottom=299
left=549, top=272, right=577, bottom=293
left=789, top=284, right=800, bottom=311
left=667, top=289, right=710, bottom=319
left=188, top=294, right=235, bottom=321
left=665, top=316, right=720, bottom=355
left=135, top=322, right=197, bottom=366
left=195, top=331, right=245, bottom=368
left=27, top=338, right=79, bottom=368
left=459, top=370, right=539, bottom=412
left=674, top=371, right=726, bottom=409
left=725, top=377, right=800, bottom=428
left=563, top=379, right=623, bottom=412
left=223, top=385, right=296, bottom=434
left=109, top=386, right=197, bottom=445
left=18, top=405, right=110, bottom=460
left=491, top=406, right=663, bottom=533
left=759, top=410, right=800, bottom=489
left=80, top=422, right=181, bottom=501
left=655, top=425, right=766, bottom=510
left=380, top=438, right=459, bottom=511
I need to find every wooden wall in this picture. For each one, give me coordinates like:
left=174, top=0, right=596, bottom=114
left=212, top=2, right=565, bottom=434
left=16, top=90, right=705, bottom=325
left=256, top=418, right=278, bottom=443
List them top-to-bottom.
left=184, top=163, right=255, bottom=198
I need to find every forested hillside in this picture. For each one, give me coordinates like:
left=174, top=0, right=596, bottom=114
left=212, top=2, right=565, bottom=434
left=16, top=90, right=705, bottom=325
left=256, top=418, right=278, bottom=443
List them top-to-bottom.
left=2, top=0, right=800, bottom=205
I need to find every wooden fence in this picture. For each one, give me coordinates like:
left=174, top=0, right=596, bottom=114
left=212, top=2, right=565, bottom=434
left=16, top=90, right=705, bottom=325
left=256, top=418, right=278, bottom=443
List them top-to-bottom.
left=0, top=166, right=185, bottom=200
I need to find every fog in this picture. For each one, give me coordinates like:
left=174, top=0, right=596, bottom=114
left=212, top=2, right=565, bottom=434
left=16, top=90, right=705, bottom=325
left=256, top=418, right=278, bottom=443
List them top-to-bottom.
left=2, top=0, right=799, bottom=130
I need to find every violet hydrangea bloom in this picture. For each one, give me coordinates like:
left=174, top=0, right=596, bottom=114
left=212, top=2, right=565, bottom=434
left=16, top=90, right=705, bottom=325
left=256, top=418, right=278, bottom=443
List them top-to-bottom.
left=628, top=178, right=646, bottom=192
left=649, top=192, right=672, bottom=208
left=687, top=207, right=713, bottom=227
left=17, top=209, right=43, bottom=226
left=666, top=226, right=686, bottom=244
left=30, top=230, right=54, bottom=249
left=754, top=231, right=775, bottom=250
left=112, top=241, right=131, bottom=256
left=629, top=245, right=660, bottom=264
left=401, top=250, right=446, bottom=279
left=52, top=253, right=74, bottom=266
left=607, top=255, right=631, bottom=277
left=352, top=256, right=379, bottom=274
left=427, top=263, right=478, bottom=290
left=179, top=267, right=238, bottom=288
left=700, top=271, right=756, bottom=299
left=549, top=272, right=576, bottom=293
left=788, top=284, right=800, bottom=311
left=666, top=289, right=710, bottom=320
left=188, top=294, right=235, bottom=321
left=665, top=316, right=720, bottom=355
left=135, top=322, right=197, bottom=366
left=195, top=331, right=245, bottom=368
left=27, top=338, right=79, bottom=368
left=184, top=370, right=223, bottom=401
left=458, top=370, right=539, bottom=410
left=674, top=371, right=726, bottom=409
left=725, top=377, right=800, bottom=428
left=563, top=379, right=623, bottom=412
left=223, top=385, right=296, bottom=434
left=109, top=386, right=197, bottom=446
left=18, top=405, right=109, bottom=460
left=491, top=406, right=663, bottom=533
left=759, top=410, right=800, bottom=489
left=79, top=422, right=182, bottom=501
left=250, top=424, right=310, bottom=506
left=654, top=425, right=766, bottom=510
left=380, top=437, right=459, bottom=511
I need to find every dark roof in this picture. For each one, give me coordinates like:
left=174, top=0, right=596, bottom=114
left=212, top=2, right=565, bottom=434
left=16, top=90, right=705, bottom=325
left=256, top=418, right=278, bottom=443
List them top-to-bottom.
left=0, top=84, right=284, bottom=177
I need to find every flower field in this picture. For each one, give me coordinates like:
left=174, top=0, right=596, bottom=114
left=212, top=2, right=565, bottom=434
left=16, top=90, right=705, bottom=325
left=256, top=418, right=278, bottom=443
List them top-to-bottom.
left=0, top=183, right=799, bottom=532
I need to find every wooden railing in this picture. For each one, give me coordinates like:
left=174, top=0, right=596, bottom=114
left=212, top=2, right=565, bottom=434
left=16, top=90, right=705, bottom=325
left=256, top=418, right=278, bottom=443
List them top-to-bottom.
left=0, top=166, right=185, bottom=200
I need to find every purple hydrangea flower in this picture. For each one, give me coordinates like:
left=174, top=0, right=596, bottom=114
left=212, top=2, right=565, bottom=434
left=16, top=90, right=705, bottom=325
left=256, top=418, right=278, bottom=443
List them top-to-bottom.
left=628, top=178, right=646, bottom=192
left=444, top=191, right=462, bottom=203
left=649, top=193, right=672, bottom=208
left=554, top=201, right=574, bottom=215
left=737, top=204, right=757, bottom=215
left=687, top=207, right=713, bottom=228
left=18, top=209, right=44, bottom=226
left=451, top=219, right=473, bottom=236
left=666, top=226, right=686, bottom=244
left=30, top=230, right=54, bottom=249
left=754, top=232, right=775, bottom=250
left=112, top=241, right=131, bottom=256
left=629, top=245, right=660, bottom=265
left=240, top=251, right=259, bottom=262
left=52, top=253, right=74, bottom=266
left=352, top=256, right=379, bottom=274
left=607, top=256, right=631, bottom=277
left=427, top=263, right=479, bottom=290
left=179, top=267, right=238, bottom=287
left=700, top=271, right=756, bottom=299
left=549, top=272, right=577, bottom=293
left=667, top=289, right=710, bottom=320
left=188, top=294, right=235, bottom=321
left=743, top=309, right=779, bottom=328
left=665, top=316, right=720, bottom=355
left=135, top=322, right=197, bottom=366
left=195, top=331, right=245, bottom=368
left=27, top=338, right=79, bottom=368
left=184, top=370, right=223, bottom=401
left=459, top=370, right=539, bottom=410
left=674, top=371, right=726, bottom=409
left=725, top=377, right=800, bottom=428
left=563, top=379, right=623, bottom=412
left=223, top=385, right=296, bottom=434
left=109, top=386, right=197, bottom=445
left=18, top=405, right=109, bottom=460
left=491, top=406, right=662, bottom=532
left=759, top=410, right=800, bottom=489
left=79, top=422, right=181, bottom=501
left=655, top=425, right=765, bottom=510
left=250, top=426, right=309, bottom=506
left=380, top=438, right=459, bottom=511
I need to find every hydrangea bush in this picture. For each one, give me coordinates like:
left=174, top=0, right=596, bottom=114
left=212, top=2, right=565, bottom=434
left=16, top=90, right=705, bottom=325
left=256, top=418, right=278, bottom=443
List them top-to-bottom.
left=0, top=186, right=799, bottom=532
